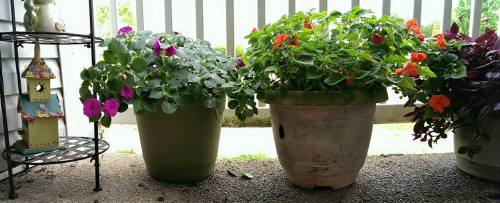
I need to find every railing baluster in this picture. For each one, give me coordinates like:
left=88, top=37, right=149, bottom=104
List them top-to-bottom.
left=109, top=0, right=118, bottom=35
left=135, top=0, right=144, bottom=31
left=164, top=0, right=173, bottom=33
left=195, top=0, right=204, bottom=40
left=226, top=0, right=235, bottom=56
left=258, top=0, right=266, bottom=28
left=288, top=0, right=295, bottom=15
left=319, top=0, right=327, bottom=12
left=351, top=0, right=360, bottom=8
left=382, top=0, right=391, bottom=16
left=413, top=0, right=422, bottom=22
left=441, top=0, right=452, bottom=33
left=469, top=0, right=482, bottom=38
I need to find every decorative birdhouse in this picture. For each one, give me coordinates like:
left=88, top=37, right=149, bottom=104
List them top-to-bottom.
left=22, top=42, right=56, bottom=103
left=18, top=94, right=64, bottom=148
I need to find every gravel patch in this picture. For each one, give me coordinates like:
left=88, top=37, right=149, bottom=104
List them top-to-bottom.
left=0, top=153, right=499, bottom=202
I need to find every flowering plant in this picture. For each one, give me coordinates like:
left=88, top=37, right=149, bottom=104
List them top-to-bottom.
left=236, top=8, right=420, bottom=119
left=395, top=22, right=500, bottom=155
left=80, top=27, right=252, bottom=127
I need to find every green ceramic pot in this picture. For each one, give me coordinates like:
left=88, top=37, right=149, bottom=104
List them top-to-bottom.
left=135, top=99, right=225, bottom=182
left=454, top=116, right=500, bottom=182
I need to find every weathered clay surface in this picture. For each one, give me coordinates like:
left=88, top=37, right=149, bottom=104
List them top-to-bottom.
left=270, top=103, right=376, bottom=189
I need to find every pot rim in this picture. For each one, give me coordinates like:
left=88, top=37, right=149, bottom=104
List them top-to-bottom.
left=262, top=85, right=388, bottom=106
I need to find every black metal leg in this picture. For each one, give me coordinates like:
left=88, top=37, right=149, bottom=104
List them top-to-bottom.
left=88, top=0, right=102, bottom=192
left=0, top=51, right=17, bottom=199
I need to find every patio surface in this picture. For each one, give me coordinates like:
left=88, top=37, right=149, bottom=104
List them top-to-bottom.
left=1, top=153, right=499, bottom=202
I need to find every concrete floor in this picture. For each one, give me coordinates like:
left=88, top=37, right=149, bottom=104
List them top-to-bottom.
left=0, top=153, right=499, bottom=202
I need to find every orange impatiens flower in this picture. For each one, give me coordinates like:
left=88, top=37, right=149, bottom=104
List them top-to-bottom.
left=405, top=18, right=422, bottom=35
left=304, top=19, right=314, bottom=30
left=252, top=27, right=258, bottom=32
left=272, top=33, right=288, bottom=50
left=418, top=34, right=425, bottom=42
left=436, top=34, right=446, bottom=49
left=288, top=35, right=299, bottom=46
left=410, top=52, right=427, bottom=62
left=395, top=62, right=419, bottom=77
left=428, top=95, right=450, bottom=113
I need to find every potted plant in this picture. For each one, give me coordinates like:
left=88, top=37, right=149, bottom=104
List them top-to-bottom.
left=236, top=8, right=421, bottom=189
left=396, top=23, right=500, bottom=181
left=79, top=27, right=248, bottom=182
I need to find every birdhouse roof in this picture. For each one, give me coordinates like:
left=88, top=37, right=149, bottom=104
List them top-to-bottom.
left=21, top=58, right=56, bottom=79
left=18, top=94, right=64, bottom=120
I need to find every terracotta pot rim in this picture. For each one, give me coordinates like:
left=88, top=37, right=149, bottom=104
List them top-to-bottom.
left=263, top=85, right=388, bottom=106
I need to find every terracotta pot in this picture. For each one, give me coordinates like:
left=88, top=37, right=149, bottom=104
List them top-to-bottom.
left=266, top=86, right=388, bottom=189
left=135, top=99, right=225, bottom=182
left=454, top=116, right=500, bottom=182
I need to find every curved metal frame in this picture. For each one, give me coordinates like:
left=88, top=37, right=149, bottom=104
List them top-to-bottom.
left=0, top=0, right=104, bottom=199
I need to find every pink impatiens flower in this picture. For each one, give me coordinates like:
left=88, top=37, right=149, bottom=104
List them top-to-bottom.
left=117, top=26, right=133, bottom=36
left=152, top=38, right=176, bottom=57
left=165, top=45, right=177, bottom=57
left=119, top=86, right=135, bottom=101
left=83, top=98, right=101, bottom=118
left=103, top=99, right=120, bottom=117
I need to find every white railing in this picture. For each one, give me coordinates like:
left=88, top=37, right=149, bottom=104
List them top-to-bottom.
left=105, top=0, right=494, bottom=124
left=105, top=0, right=489, bottom=55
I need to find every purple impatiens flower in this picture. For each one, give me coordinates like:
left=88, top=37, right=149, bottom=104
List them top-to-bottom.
left=117, top=26, right=133, bottom=36
left=152, top=38, right=176, bottom=57
left=165, top=45, right=177, bottom=57
left=235, top=56, right=245, bottom=69
left=119, top=85, right=135, bottom=101
left=83, top=98, right=101, bottom=118
left=103, top=99, right=120, bottom=117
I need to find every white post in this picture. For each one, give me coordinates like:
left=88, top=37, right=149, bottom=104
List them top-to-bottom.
left=109, top=0, right=118, bottom=35
left=135, top=0, right=144, bottom=31
left=164, top=0, right=173, bottom=33
left=195, top=0, right=204, bottom=40
left=226, top=0, right=235, bottom=56
left=258, top=0, right=266, bottom=28
left=288, top=0, right=295, bottom=15
left=319, top=0, right=327, bottom=12
left=351, top=0, right=360, bottom=8
left=382, top=0, right=391, bottom=16
left=413, top=0, right=422, bottom=22
left=441, top=0, right=452, bottom=33
left=468, top=0, right=482, bottom=38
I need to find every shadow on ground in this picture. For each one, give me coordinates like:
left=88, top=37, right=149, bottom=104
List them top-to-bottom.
left=1, top=153, right=499, bottom=202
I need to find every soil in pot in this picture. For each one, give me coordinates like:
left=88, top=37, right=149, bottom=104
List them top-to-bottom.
left=266, top=86, right=388, bottom=189
left=135, top=99, right=225, bottom=182
left=454, top=115, right=500, bottom=182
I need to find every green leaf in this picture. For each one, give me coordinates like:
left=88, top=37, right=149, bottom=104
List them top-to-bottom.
left=108, top=38, right=127, bottom=53
left=340, top=49, right=358, bottom=56
left=103, top=50, right=118, bottom=64
left=131, top=57, right=148, bottom=72
left=293, top=57, right=314, bottom=66
left=264, top=65, right=278, bottom=72
left=450, top=65, right=466, bottom=79
left=420, top=66, right=437, bottom=78
left=306, top=68, right=323, bottom=80
left=324, top=74, right=346, bottom=86
left=397, top=77, right=416, bottom=90
left=107, top=78, right=121, bottom=92
left=148, top=79, right=161, bottom=89
left=203, top=80, right=217, bottom=88
left=222, top=82, right=235, bottom=88
left=79, top=87, right=92, bottom=101
left=243, top=88, right=255, bottom=96
left=149, top=90, right=164, bottom=99
left=133, top=100, right=145, bottom=113
left=228, top=100, right=238, bottom=109
left=161, top=101, right=177, bottom=114
left=100, top=116, right=112, bottom=128
left=240, top=172, right=254, bottom=180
